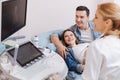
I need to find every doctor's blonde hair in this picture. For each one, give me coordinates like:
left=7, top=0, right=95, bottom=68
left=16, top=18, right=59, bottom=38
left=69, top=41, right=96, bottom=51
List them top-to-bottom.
left=97, top=2, right=120, bottom=37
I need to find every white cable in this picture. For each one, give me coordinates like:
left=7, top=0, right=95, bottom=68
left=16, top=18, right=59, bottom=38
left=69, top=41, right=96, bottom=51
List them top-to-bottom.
left=12, top=44, right=19, bottom=66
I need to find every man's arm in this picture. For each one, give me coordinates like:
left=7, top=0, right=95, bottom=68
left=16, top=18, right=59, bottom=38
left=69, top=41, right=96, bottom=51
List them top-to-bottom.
left=51, top=34, right=67, bottom=58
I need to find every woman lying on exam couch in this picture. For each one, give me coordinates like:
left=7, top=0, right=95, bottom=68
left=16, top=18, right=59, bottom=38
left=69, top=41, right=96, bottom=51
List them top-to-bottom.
left=61, top=29, right=89, bottom=80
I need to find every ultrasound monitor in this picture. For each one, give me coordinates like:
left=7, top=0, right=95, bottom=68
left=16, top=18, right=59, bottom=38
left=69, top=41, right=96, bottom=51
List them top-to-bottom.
left=0, top=0, right=27, bottom=42
left=7, top=41, right=43, bottom=67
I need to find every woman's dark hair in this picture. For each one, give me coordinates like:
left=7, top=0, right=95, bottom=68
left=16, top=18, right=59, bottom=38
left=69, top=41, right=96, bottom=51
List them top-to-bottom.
left=76, top=6, right=90, bottom=16
left=62, top=29, right=79, bottom=47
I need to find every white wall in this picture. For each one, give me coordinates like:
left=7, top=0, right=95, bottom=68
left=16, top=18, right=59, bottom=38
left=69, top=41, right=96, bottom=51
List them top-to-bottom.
left=1, top=0, right=114, bottom=43
left=17, top=0, right=100, bottom=42
left=99, top=0, right=114, bottom=3
left=114, top=0, right=120, bottom=5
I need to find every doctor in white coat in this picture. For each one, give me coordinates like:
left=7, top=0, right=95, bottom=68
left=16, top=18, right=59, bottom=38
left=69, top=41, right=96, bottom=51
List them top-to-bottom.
left=81, top=2, right=120, bottom=80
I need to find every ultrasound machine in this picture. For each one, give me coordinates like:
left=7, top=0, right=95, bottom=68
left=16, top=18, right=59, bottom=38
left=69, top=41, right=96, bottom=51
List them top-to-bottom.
left=0, top=0, right=68, bottom=79
left=0, top=41, right=68, bottom=80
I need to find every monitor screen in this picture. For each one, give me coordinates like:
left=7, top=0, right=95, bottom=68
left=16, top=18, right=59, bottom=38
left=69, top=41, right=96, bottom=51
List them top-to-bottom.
left=1, top=0, right=27, bottom=41
left=7, top=41, right=44, bottom=67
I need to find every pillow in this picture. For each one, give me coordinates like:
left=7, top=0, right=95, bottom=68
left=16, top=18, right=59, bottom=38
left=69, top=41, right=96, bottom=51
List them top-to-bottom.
left=37, top=29, right=63, bottom=52
left=0, top=44, right=6, bottom=55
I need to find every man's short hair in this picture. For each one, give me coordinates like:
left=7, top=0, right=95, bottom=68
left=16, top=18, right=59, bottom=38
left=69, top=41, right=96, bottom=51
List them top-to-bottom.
left=76, top=6, right=90, bottom=16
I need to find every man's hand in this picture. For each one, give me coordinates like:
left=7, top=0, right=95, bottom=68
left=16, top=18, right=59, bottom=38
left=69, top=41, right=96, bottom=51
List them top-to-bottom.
left=51, top=34, right=68, bottom=58
left=57, top=44, right=68, bottom=58
left=82, top=65, right=85, bottom=71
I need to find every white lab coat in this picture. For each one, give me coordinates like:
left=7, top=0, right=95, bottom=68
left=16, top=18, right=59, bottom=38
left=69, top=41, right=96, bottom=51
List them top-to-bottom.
left=81, top=35, right=120, bottom=80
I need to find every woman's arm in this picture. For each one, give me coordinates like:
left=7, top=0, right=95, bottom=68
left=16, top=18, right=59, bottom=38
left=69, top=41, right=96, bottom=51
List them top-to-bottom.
left=65, top=51, right=83, bottom=74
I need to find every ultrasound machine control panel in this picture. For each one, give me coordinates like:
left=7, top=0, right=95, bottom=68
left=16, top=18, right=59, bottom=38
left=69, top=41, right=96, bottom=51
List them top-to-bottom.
left=0, top=41, right=68, bottom=80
